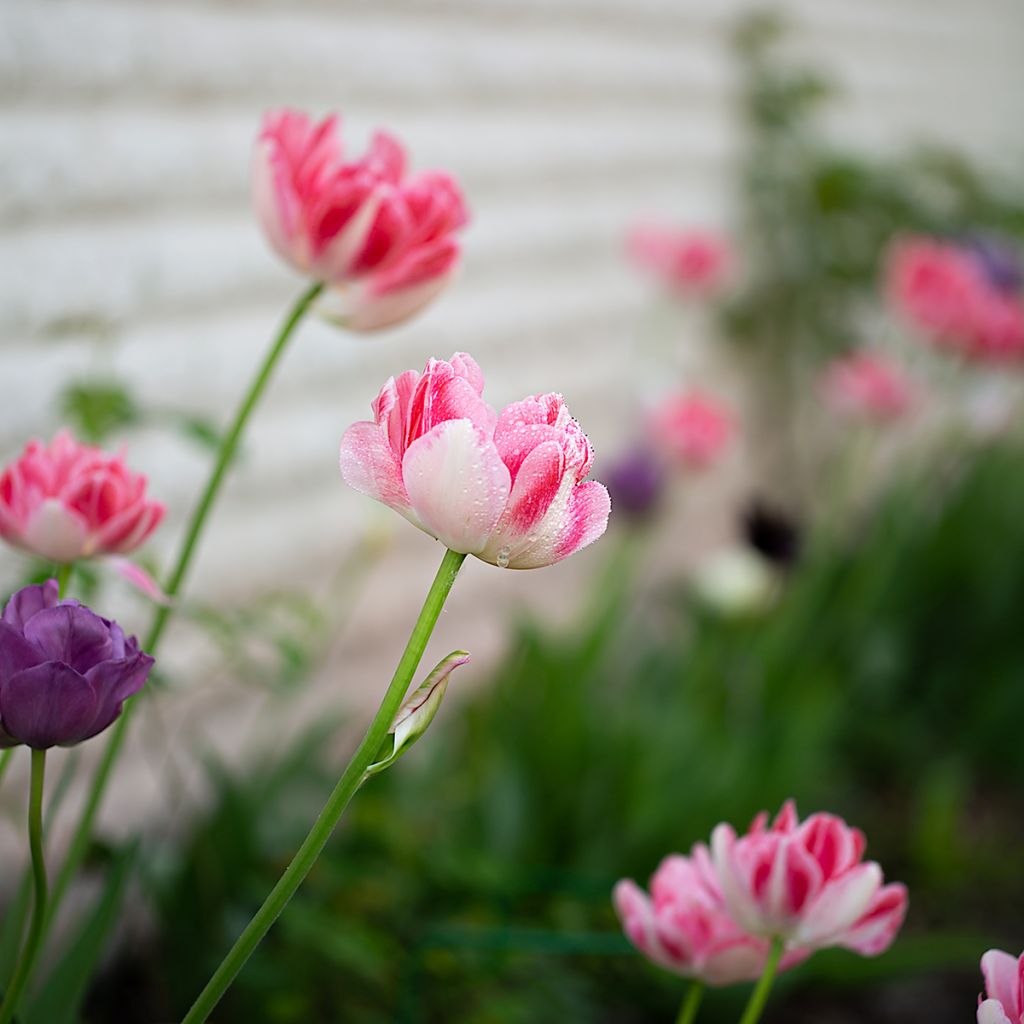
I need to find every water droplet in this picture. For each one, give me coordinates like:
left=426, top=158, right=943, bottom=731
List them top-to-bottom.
left=496, top=546, right=511, bottom=569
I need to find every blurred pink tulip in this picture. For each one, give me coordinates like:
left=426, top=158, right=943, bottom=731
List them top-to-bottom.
left=253, top=110, right=468, bottom=330
left=627, top=224, right=731, bottom=295
left=887, top=237, right=1024, bottom=363
left=821, top=351, right=915, bottom=421
left=339, top=353, right=610, bottom=569
left=649, top=392, right=734, bottom=469
left=0, top=432, right=164, bottom=564
left=711, top=800, right=907, bottom=954
left=615, top=846, right=807, bottom=985
left=979, top=948, right=1024, bottom=1024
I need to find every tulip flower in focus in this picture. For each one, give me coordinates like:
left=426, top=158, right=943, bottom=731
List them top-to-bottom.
left=253, top=109, right=468, bottom=331
left=628, top=224, right=732, bottom=296
left=887, top=236, right=1024, bottom=363
left=821, top=351, right=915, bottom=422
left=339, top=352, right=610, bottom=569
left=649, top=392, right=734, bottom=470
left=0, top=432, right=164, bottom=564
left=0, top=581, right=154, bottom=749
left=711, top=800, right=908, bottom=955
left=615, top=847, right=807, bottom=985
left=978, top=948, right=1024, bottom=1024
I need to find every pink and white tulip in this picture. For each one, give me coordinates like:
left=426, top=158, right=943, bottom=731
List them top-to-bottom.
left=253, top=109, right=468, bottom=331
left=628, top=224, right=732, bottom=295
left=887, top=237, right=1024, bottom=363
left=821, top=351, right=915, bottom=422
left=339, top=353, right=610, bottom=569
left=649, top=392, right=734, bottom=470
left=0, top=432, right=164, bottom=564
left=711, top=800, right=907, bottom=954
left=615, top=846, right=806, bottom=985
left=979, top=948, right=1024, bottom=1024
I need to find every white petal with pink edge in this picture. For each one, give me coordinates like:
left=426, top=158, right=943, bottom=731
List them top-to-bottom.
left=402, top=419, right=510, bottom=554
left=339, top=421, right=411, bottom=514
left=22, top=500, right=90, bottom=563
left=795, top=862, right=882, bottom=948
left=977, top=1000, right=1014, bottom=1024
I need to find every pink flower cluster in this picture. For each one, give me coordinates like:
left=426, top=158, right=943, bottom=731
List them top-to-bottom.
left=253, top=110, right=468, bottom=331
left=628, top=225, right=731, bottom=296
left=887, top=236, right=1024, bottom=363
left=821, top=351, right=915, bottom=422
left=339, top=353, right=610, bottom=569
left=0, top=432, right=164, bottom=564
left=615, top=801, right=907, bottom=986
left=979, top=948, right=1024, bottom=1024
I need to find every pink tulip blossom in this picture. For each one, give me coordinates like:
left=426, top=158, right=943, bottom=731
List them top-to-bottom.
left=253, top=109, right=468, bottom=331
left=627, top=224, right=731, bottom=295
left=887, top=237, right=1024, bottom=363
left=821, top=351, right=915, bottom=421
left=339, top=353, right=610, bottom=569
left=649, top=392, right=734, bottom=469
left=0, top=432, right=164, bottom=565
left=711, top=800, right=907, bottom=954
left=615, top=846, right=807, bottom=985
left=979, top=948, right=1024, bottom=1024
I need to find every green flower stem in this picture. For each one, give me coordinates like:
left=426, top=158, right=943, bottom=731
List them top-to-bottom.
left=44, top=280, right=324, bottom=936
left=180, top=547, right=467, bottom=1024
left=56, top=563, right=72, bottom=598
left=0, top=749, right=48, bottom=1024
left=0, top=749, right=14, bottom=793
left=737, top=936, right=785, bottom=1024
left=675, top=981, right=705, bottom=1024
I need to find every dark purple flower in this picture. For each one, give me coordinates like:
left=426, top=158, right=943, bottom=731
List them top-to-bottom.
left=964, top=235, right=1023, bottom=296
left=604, top=446, right=666, bottom=522
left=0, top=581, right=154, bottom=749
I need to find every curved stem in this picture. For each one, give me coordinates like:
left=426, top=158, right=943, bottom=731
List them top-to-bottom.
left=45, top=280, right=324, bottom=935
left=180, top=547, right=467, bottom=1024
left=0, top=749, right=47, bottom=1024
left=737, top=936, right=784, bottom=1024
left=675, top=981, right=704, bottom=1024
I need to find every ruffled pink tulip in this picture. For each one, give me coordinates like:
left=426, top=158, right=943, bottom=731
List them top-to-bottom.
left=253, top=109, right=468, bottom=331
left=628, top=224, right=731, bottom=295
left=887, top=237, right=1024, bottom=363
left=821, top=351, right=915, bottom=422
left=339, top=353, right=610, bottom=569
left=649, top=392, right=733, bottom=469
left=0, top=432, right=164, bottom=564
left=711, top=800, right=907, bottom=954
left=615, top=846, right=807, bottom=985
left=979, top=948, right=1024, bottom=1024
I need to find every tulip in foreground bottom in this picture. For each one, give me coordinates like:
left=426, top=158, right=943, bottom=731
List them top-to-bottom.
left=979, top=948, right=1024, bottom=1024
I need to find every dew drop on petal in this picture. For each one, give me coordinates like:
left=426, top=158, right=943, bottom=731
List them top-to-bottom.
left=496, top=545, right=511, bottom=569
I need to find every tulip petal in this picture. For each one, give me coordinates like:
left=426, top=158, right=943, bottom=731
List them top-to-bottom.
left=402, top=419, right=510, bottom=554
left=339, top=422, right=411, bottom=514
left=555, top=480, right=611, bottom=562
left=21, top=499, right=89, bottom=563
left=2, top=580, right=60, bottom=629
left=23, top=606, right=114, bottom=671
left=0, top=622, right=45, bottom=679
left=80, top=651, right=154, bottom=741
left=1, top=662, right=98, bottom=748
left=796, top=862, right=882, bottom=948
left=839, top=882, right=908, bottom=956
left=981, top=950, right=1022, bottom=1018
left=977, top=1000, right=1013, bottom=1024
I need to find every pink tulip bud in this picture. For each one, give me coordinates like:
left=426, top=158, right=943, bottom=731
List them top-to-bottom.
left=253, top=110, right=468, bottom=331
left=627, top=224, right=732, bottom=296
left=886, top=236, right=1024, bottom=363
left=821, top=351, right=915, bottom=422
left=339, top=353, right=610, bottom=569
left=649, top=392, right=734, bottom=470
left=0, top=432, right=164, bottom=564
left=710, top=800, right=907, bottom=954
left=614, top=846, right=808, bottom=985
left=978, top=948, right=1024, bottom=1024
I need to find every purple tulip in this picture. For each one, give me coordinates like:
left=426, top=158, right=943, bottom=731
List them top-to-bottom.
left=604, top=446, right=665, bottom=521
left=0, top=581, right=154, bottom=749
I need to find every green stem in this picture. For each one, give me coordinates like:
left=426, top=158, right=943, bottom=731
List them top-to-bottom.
left=44, top=280, right=324, bottom=936
left=181, top=547, right=467, bottom=1024
left=55, top=563, right=72, bottom=598
left=0, top=749, right=47, bottom=1024
left=0, top=749, right=14, bottom=793
left=737, top=936, right=784, bottom=1024
left=675, top=980, right=704, bottom=1024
